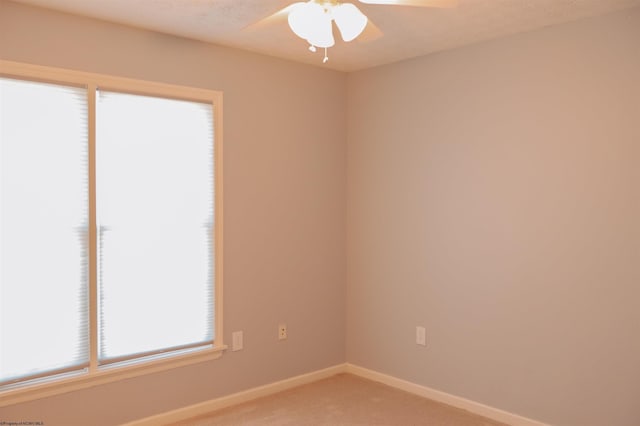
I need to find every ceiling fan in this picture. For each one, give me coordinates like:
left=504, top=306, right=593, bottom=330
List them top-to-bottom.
left=251, top=0, right=457, bottom=63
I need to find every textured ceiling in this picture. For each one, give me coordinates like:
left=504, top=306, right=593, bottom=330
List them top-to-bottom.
left=8, top=0, right=640, bottom=71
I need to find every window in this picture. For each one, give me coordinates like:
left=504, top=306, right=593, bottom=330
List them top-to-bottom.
left=0, top=61, right=224, bottom=403
left=0, top=78, right=89, bottom=386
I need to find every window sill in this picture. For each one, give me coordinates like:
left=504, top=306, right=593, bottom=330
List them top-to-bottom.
left=0, top=345, right=227, bottom=407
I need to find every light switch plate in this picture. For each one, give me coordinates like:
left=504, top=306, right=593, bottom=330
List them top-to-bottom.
left=416, top=326, right=426, bottom=346
left=232, top=331, right=243, bottom=351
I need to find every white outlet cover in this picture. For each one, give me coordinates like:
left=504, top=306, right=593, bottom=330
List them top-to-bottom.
left=278, top=323, right=287, bottom=340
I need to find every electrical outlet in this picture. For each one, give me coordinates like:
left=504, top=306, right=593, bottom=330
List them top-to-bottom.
left=278, top=323, right=287, bottom=340
left=416, top=326, right=426, bottom=346
left=232, top=331, right=243, bottom=351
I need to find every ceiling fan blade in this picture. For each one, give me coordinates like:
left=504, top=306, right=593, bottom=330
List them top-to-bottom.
left=358, top=0, right=457, bottom=7
left=243, top=3, right=303, bottom=32
left=356, top=19, right=384, bottom=43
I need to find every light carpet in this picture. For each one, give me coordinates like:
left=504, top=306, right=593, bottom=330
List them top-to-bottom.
left=171, top=373, right=508, bottom=425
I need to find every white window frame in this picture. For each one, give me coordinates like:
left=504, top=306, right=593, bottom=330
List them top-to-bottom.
left=0, top=60, right=225, bottom=406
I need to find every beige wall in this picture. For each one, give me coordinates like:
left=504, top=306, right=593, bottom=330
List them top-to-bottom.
left=0, top=1, right=346, bottom=424
left=347, top=7, right=640, bottom=426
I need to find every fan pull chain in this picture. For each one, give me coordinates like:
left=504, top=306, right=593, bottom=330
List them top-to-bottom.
left=323, top=48, right=329, bottom=63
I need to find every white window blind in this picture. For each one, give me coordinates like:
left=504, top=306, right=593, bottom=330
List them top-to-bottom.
left=0, top=63, right=221, bottom=395
left=0, top=77, right=89, bottom=385
left=96, top=90, right=215, bottom=364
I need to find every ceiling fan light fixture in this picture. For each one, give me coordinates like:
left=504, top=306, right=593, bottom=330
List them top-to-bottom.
left=288, top=1, right=335, bottom=48
left=287, top=2, right=317, bottom=40
left=333, top=3, right=368, bottom=42
left=308, top=10, right=335, bottom=48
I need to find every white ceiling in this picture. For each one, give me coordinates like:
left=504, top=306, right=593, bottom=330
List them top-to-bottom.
left=9, top=0, right=640, bottom=71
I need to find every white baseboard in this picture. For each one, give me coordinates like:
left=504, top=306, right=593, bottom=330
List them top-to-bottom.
left=126, top=363, right=547, bottom=426
left=345, top=363, right=548, bottom=426
left=122, top=364, right=345, bottom=426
